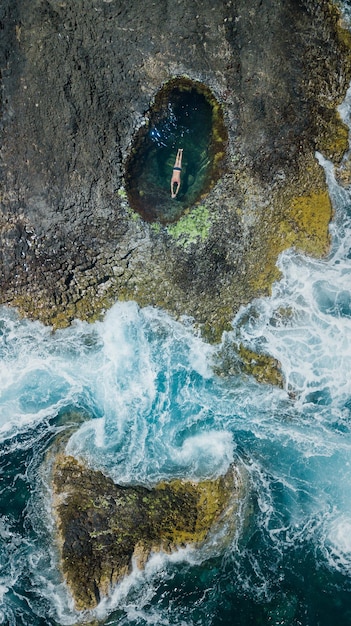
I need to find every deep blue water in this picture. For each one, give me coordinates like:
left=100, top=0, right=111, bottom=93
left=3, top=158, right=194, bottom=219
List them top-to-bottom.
left=3, top=22, right=351, bottom=626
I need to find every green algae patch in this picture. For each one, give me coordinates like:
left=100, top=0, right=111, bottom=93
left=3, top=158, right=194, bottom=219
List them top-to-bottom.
left=167, top=204, right=211, bottom=246
left=52, top=454, right=245, bottom=611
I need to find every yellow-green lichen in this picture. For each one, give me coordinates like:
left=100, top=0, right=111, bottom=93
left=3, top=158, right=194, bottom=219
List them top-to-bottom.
left=333, top=4, right=351, bottom=51
left=248, top=179, right=332, bottom=295
left=284, top=190, right=332, bottom=256
left=167, top=204, right=211, bottom=246
left=127, top=206, right=142, bottom=222
left=150, top=222, right=161, bottom=233
left=11, top=290, right=112, bottom=330
left=202, top=313, right=234, bottom=344
left=238, top=345, right=284, bottom=387
left=154, top=474, right=232, bottom=545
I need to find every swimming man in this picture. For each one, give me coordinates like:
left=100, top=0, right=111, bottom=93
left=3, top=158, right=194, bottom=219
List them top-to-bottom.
left=170, top=148, right=183, bottom=198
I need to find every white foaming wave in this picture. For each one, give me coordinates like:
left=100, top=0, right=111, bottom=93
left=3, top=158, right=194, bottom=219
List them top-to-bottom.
left=338, top=79, right=351, bottom=130
left=230, top=140, right=351, bottom=408
left=232, top=246, right=351, bottom=408
left=0, top=300, right=214, bottom=459
left=65, top=302, right=220, bottom=483
left=95, top=302, right=157, bottom=424
left=0, top=303, right=152, bottom=444
left=65, top=303, right=159, bottom=479
left=141, top=305, right=214, bottom=379
left=0, top=309, right=103, bottom=441
left=0, top=357, right=85, bottom=432
left=247, top=409, right=351, bottom=460
left=67, top=418, right=234, bottom=486
left=170, top=430, right=234, bottom=477
left=21, top=452, right=79, bottom=626
left=322, top=512, right=351, bottom=574
left=329, top=516, right=351, bottom=554
left=0, top=517, right=35, bottom=626
left=41, top=544, right=196, bottom=626
left=96, top=547, right=194, bottom=621
left=28, top=551, right=76, bottom=625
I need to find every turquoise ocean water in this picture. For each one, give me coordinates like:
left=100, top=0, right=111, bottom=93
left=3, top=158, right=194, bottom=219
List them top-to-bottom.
left=3, top=18, right=351, bottom=626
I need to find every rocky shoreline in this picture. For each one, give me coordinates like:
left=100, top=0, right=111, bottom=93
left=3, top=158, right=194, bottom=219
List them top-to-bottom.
left=1, top=0, right=351, bottom=341
left=2, top=0, right=351, bottom=612
left=52, top=454, right=247, bottom=610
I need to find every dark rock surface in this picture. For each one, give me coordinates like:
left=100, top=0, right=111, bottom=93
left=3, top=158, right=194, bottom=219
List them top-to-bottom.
left=1, top=0, right=351, bottom=336
left=52, top=454, right=245, bottom=610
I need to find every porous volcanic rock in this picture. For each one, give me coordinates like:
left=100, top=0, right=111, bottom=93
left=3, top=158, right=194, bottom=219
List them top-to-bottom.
left=1, top=0, right=351, bottom=338
left=52, top=454, right=245, bottom=610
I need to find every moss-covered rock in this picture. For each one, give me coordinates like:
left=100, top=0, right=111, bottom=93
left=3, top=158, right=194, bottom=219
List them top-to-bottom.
left=167, top=205, right=211, bottom=247
left=213, top=336, right=284, bottom=387
left=52, top=454, right=246, bottom=611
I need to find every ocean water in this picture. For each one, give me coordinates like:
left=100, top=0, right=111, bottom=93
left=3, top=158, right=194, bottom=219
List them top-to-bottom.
left=3, top=30, right=351, bottom=626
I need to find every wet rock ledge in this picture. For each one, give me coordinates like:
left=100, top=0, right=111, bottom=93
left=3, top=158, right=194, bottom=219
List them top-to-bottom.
left=1, top=0, right=351, bottom=339
left=52, top=454, right=245, bottom=610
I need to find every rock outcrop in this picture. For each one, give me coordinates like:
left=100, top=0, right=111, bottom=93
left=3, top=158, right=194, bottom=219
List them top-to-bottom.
left=1, top=0, right=351, bottom=338
left=52, top=454, right=246, bottom=611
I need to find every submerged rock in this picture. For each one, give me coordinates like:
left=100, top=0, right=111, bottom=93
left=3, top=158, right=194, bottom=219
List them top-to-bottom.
left=1, top=0, right=351, bottom=337
left=52, top=454, right=246, bottom=611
